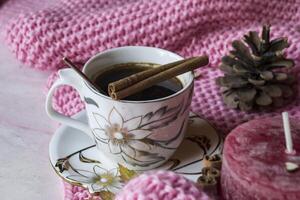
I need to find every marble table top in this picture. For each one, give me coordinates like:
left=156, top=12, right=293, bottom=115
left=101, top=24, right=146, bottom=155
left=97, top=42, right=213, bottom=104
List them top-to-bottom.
left=0, top=42, right=63, bottom=200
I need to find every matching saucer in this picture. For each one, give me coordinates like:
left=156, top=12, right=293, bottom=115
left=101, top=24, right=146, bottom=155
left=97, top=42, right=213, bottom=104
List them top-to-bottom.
left=49, top=110, right=223, bottom=194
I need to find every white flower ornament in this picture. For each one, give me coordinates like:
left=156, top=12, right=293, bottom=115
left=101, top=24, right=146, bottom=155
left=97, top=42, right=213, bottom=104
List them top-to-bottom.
left=92, top=108, right=152, bottom=158
left=67, top=165, right=122, bottom=193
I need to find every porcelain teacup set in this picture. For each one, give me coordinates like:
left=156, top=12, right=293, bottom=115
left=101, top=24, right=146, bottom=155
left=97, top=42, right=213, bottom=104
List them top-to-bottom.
left=46, top=46, right=222, bottom=193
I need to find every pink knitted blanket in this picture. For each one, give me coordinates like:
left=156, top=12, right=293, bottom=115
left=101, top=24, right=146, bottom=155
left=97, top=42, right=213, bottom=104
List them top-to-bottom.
left=2, top=0, right=300, bottom=199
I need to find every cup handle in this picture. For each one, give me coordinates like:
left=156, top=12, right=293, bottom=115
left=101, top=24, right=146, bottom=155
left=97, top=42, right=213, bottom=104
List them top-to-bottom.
left=45, top=68, right=91, bottom=136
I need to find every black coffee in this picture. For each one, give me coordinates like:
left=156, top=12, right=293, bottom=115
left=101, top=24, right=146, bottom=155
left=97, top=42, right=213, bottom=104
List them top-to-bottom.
left=93, top=63, right=183, bottom=101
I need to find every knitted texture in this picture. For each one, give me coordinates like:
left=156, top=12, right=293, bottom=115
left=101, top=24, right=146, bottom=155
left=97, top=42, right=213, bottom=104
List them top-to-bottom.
left=2, top=0, right=300, bottom=199
left=4, top=0, right=300, bottom=133
left=4, top=0, right=300, bottom=71
left=46, top=72, right=85, bottom=117
left=115, top=170, right=210, bottom=200
left=64, top=182, right=101, bottom=200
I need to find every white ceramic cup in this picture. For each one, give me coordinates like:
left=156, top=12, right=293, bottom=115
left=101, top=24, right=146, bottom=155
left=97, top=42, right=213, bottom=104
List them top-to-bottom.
left=46, top=46, right=194, bottom=170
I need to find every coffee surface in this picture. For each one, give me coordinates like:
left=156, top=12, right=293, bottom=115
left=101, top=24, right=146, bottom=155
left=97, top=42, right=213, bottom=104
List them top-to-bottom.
left=93, top=63, right=183, bottom=101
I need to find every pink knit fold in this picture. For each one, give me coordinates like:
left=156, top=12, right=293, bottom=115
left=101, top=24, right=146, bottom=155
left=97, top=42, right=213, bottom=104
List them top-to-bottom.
left=2, top=0, right=300, bottom=199
left=4, top=0, right=300, bottom=71
left=115, top=171, right=210, bottom=200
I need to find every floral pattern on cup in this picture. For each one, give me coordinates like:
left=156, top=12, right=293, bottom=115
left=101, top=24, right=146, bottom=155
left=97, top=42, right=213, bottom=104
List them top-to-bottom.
left=90, top=98, right=190, bottom=168
left=92, top=108, right=152, bottom=158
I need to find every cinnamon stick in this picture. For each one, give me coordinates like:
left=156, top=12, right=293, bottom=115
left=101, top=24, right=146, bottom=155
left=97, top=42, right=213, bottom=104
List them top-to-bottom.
left=110, top=56, right=209, bottom=100
left=63, top=57, right=105, bottom=93
left=108, top=58, right=193, bottom=94
left=203, top=154, right=222, bottom=170
left=202, top=167, right=221, bottom=180
left=197, top=175, right=219, bottom=199
left=197, top=175, right=217, bottom=188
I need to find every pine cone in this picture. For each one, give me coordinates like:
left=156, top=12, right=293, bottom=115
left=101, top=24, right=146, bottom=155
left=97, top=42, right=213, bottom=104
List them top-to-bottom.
left=216, top=25, right=295, bottom=111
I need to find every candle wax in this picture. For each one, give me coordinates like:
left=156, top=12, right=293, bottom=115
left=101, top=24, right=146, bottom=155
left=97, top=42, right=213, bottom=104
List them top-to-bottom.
left=221, top=117, right=300, bottom=200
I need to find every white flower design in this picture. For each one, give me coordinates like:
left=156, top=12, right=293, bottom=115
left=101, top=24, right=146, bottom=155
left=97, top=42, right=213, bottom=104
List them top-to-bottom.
left=92, top=107, right=152, bottom=158
left=67, top=165, right=122, bottom=193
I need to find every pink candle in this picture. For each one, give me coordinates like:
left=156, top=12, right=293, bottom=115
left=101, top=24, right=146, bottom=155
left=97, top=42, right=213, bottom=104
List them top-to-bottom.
left=221, top=117, right=300, bottom=200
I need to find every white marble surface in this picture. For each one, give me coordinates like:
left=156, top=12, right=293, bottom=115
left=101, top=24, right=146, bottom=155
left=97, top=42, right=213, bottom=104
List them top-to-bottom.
left=0, top=42, right=63, bottom=200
